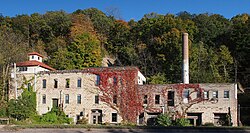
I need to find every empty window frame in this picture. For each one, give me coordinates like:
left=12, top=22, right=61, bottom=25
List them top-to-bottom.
left=95, top=75, right=100, bottom=86
left=113, top=77, right=117, bottom=85
left=66, top=78, right=70, bottom=88
left=77, top=78, right=82, bottom=88
left=42, top=79, right=46, bottom=88
left=54, top=79, right=58, bottom=88
left=27, top=83, right=32, bottom=91
left=183, top=89, right=190, bottom=99
left=167, top=91, right=174, bottom=106
left=204, top=91, right=209, bottom=99
left=213, top=91, right=218, bottom=98
left=224, top=91, right=229, bottom=98
left=65, top=94, right=69, bottom=104
left=77, top=94, right=81, bottom=104
left=42, top=95, right=46, bottom=104
left=95, top=95, right=99, bottom=104
left=113, top=95, right=117, bottom=104
left=143, top=95, right=148, bottom=104
left=155, top=95, right=160, bottom=104
left=112, top=113, right=117, bottom=122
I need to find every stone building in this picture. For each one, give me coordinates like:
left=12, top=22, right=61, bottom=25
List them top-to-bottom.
left=10, top=52, right=238, bottom=126
left=10, top=52, right=146, bottom=124
left=138, top=84, right=238, bottom=126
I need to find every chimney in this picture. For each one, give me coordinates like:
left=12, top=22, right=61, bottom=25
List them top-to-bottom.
left=182, top=33, right=189, bottom=84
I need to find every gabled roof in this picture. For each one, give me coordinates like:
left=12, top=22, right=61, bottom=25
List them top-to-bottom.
left=28, top=52, right=44, bottom=58
left=16, top=60, right=55, bottom=71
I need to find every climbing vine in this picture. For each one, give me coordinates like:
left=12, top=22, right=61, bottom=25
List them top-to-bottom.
left=88, top=67, right=143, bottom=124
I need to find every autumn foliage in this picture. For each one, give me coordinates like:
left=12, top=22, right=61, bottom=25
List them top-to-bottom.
left=88, top=67, right=143, bottom=123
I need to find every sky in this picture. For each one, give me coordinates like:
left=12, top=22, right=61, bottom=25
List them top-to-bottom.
left=0, top=0, right=250, bottom=21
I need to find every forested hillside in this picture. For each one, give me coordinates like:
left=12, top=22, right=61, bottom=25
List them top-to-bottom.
left=0, top=9, right=249, bottom=92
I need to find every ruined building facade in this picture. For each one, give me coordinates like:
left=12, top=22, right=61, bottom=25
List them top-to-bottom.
left=10, top=52, right=238, bottom=126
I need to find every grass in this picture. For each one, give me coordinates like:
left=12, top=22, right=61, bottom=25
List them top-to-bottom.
left=4, top=124, right=250, bottom=131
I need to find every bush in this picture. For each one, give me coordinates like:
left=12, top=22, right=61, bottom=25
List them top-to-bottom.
left=39, top=107, right=72, bottom=124
left=156, top=114, right=172, bottom=126
left=77, top=117, right=88, bottom=124
left=174, top=118, right=190, bottom=126
left=203, top=122, right=214, bottom=126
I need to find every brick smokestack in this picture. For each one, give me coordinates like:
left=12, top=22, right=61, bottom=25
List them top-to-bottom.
left=182, top=33, right=189, bottom=84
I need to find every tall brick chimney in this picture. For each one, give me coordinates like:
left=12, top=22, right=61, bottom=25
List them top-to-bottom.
left=182, top=33, right=189, bottom=84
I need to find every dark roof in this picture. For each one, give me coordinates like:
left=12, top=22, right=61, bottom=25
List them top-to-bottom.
left=28, top=52, right=44, bottom=58
left=16, top=60, right=55, bottom=71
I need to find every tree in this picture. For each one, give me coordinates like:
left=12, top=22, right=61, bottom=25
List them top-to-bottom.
left=0, top=29, right=28, bottom=105
left=49, top=32, right=102, bottom=70
left=8, top=77, right=36, bottom=121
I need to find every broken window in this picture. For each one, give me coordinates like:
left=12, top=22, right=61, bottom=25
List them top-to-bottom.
left=95, top=75, right=100, bottom=86
left=66, top=78, right=70, bottom=88
left=77, top=78, right=82, bottom=88
left=42, top=79, right=46, bottom=88
left=54, top=79, right=58, bottom=88
left=167, top=91, right=174, bottom=106
left=204, top=91, right=209, bottom=99
left=213, top=91, right=218, bottom=98
left=224, top=91, right=229, bottom=98
left=65, top=94, right=69, bottom=104
left=77, top=94, right=81, bottom=104
left=42, top=95, right=46, bottom=104
left=95, top=95, right=99, bottom=104
left=113, top=95, right=117, bottom=104
left=143, top=95, right=148, bottom=104
left=155, top=95, right=160, bottom=104
left=112, top=113, right=117, bottom=122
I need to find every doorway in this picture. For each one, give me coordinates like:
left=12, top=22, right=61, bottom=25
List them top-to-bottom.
left=52, top=99, right=59, bottom=108
left=91, top=109, right=102, bottom=124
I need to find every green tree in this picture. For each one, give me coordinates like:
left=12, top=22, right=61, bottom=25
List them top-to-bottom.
left=8, top=84, right=36, bottom=121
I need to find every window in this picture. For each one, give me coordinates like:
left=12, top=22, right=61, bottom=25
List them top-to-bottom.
left=32, top=55, right=34, bottom=59
left=38, top=57, right=40, bottom=60
left=19, top=67, right=27, bottom=71
left=96, top=75, right=100, bottom=85
left=113, top=77, right=117, bottom=85
left=66, top=78, right=70, bottom=88
left=77, top=78, right=82, bottom=88
left=42, top=79, right=46, bottom=88
left=54, top=79, right=58, bottom=88
left=27, top=83, right=31, bottom=91
left=183, top=89, right=189, bottom=98
left=197, top=90, right=202, bottom=98
left=167, top=91, right=174, bottom=106
left=204, top=91, right=209, bottom=99
left=213, top=91, right=218, bottom=98
left=224, top=91, right=229, bottom=98
left=65, top=94, right=69, bottom=104
left=77, top=94, right=81, bottom=104
left=42, top=95, right=46, bottom=104
left=95, top=95, right=99, bottom=104
left=113, top=95, right=117, bottom=104
left=143, top=95, right=148, bottom=104
left=155, top=95, right=160, bottom=104
left=112, top=113, right=117, bottom=122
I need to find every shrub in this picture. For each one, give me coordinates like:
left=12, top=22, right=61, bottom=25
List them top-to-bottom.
left=39, top=107, right=72, bottom=124
left=156, top=114, right=172, bottom=126
left=77, top=117, right=88, bottom=124
left=174, top=118, right=190, bottom=126
left=203, top=122, right=214, bottom=126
